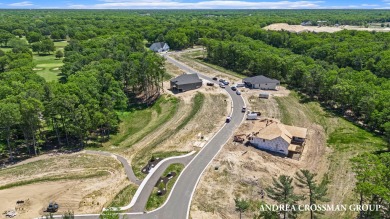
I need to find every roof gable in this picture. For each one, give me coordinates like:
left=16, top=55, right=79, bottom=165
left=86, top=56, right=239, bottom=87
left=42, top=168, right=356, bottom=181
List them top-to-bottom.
left=150, top=42, right=167, bottom=51
left=170, top=73, right=202, bottom=85
left=243, top=75, right=280, bottom=84
left=255, top=123, right=307, bottom=142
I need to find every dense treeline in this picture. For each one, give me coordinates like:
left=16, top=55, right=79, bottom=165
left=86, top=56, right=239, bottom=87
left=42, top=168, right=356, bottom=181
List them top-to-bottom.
left=0, top=9, right=389, bottom=161
left=0, top=17, right=165, bottom=161
left=240, top=28, right=390, bottom=78
left=202, top=36, right=390, bottom=138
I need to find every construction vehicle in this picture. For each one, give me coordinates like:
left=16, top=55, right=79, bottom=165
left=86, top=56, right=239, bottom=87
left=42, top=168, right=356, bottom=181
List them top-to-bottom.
left=234, top=134, right=246, bottom=143
left=46, top=202, right=59, bottom=213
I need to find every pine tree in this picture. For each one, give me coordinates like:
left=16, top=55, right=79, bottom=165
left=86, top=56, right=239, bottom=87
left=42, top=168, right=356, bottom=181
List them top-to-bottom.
left=295, top=170, right=329, bottom=219
left=265, top=175, right=303, bottom=219
left=234, top=197, right=250, bottom=219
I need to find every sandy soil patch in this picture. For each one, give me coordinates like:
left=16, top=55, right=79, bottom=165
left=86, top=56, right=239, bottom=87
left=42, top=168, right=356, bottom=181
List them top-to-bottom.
left=264, top=23, right=390, bottom=33
left=191, top=88, right=330, bottom=219
left=157, top=92, right=229, bottom=153
left=0, top=153, right=127, bottom=219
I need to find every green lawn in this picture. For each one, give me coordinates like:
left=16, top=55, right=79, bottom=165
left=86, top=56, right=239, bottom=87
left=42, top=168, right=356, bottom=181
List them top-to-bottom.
left=33, top=40, right=68, bottom=82
left=54, top=41, right=68, bottom=48
left=33, top=54, right=63, bottom=82
left=106, top=95, right=179, bottom=148
left=146, top=163, right=184, bottom=211
left=108, top=184, right=138, bottom=208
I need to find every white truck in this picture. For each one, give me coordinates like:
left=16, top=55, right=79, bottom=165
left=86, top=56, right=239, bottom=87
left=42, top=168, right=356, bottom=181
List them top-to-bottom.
left=246, top=113, right=258, bottom=120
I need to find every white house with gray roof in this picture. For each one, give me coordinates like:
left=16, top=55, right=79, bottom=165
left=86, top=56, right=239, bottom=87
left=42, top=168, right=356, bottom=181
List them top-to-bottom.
left=150, top=42, right=170, bottom=53
left=242, top=75, right=280, bottom=90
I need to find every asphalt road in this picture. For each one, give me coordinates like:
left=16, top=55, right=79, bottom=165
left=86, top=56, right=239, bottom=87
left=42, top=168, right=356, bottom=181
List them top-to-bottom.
left=65, top=54, right=245, bottom=219
left=85, top=150, right=142, bottom=185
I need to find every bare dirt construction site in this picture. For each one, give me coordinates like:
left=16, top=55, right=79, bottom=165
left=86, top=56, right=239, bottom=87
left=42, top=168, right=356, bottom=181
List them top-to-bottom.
left=264, top=23, right=390, bottom=33
left=173, top=49, right=371, bottom=219
left=0, top=153, right=127, bottom=219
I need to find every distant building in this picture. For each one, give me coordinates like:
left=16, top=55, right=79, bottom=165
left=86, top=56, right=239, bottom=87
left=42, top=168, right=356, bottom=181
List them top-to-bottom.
left=301, top=21, right=312, bottom=26
left=150, top=42, right=170, bottom=53
left=170, top=73, right=202, bottom=92
left=242, top=75, right=280, bottom=90
left=248, top=121, right=307, bottom=156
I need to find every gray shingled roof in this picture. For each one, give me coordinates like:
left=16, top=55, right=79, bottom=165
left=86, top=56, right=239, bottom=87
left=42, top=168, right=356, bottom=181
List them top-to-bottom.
left=150, top=42, right=166, bottom=51
left=170, top=74, right=202, bottom=85
left=243, top=75, right=279, bottom=84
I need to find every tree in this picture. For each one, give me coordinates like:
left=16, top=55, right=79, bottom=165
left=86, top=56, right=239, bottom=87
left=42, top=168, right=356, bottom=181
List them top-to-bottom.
left=12, top=29, right=25, bottom=38
left=0, top=30, right=14, bottom=46
left=26, top=31, right=42, bottom=44
left=8, top=38, right=29, bottom=53
left=32, top=39, right=55, bottom=55
left=55, top=50, right=64, bottom=59
left=0, top=102, right=21, bottom=162
left=382, top=122, right=390, bottom=150
left=351, top=153, right=390, bottom=219
left=295, top=170, right=330, bottom=219
left=265, top=175, right=303, bottom=219
left=234, top=197, right=250, bottom=219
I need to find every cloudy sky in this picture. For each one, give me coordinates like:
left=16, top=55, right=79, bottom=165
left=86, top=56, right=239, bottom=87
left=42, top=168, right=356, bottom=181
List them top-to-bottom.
left=0, top=0, right=389, bottom=9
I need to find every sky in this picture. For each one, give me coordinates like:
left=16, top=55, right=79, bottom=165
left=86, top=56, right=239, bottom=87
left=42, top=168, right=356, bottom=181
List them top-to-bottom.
left=0, top=0, right=389, bottom=9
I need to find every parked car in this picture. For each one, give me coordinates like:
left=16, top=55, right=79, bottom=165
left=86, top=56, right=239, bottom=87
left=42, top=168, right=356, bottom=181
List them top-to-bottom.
left=212, top=77, right=218, bottom=81
left=219, top=79, right=225, bottom=83
left=223, top=81, right=230, bottom=85
left=206, top=82, right=214, bottom=86
left=219, top=83, right=225, bottom=88
left=231, top=86, right=237, bottom=91
left=236, top=90, right=241, bottom=95
left=241, top=106, right=246, bottom=113
left=226, top=116, right=231, bottom=123
left=46, top=202, right=59, bottom=213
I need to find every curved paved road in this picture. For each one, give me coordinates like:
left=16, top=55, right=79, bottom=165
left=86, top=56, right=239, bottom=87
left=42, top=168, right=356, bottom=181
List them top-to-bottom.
left=63, top=54, right=245, bottom=219
left=85, top=150, right=142, bottom=185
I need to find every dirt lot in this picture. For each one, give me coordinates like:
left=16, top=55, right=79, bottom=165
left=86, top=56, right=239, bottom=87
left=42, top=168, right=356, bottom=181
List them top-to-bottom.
left=264, top=23, right=390, bottom=33
left=169, top=49, right=330, bottom=219
left=190, top=91, right=330, bottom=219
left=0, top=153, right=127, bottom=219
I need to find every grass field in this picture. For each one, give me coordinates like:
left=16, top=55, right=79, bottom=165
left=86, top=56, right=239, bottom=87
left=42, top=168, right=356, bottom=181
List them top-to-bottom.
left=33, top=41, right=68, bottom=82
left=181, top=51, right=245, bottom=79
left=274, top=92, right=387, bottom=218
left=106, top=95, right=179, bottom=148
left=146, top=163, right=184, bottom=211
left=108, top=183, right=138, bottom=208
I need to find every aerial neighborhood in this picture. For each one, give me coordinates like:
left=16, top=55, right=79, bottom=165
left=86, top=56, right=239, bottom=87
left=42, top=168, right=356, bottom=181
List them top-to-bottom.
left=0, top=8, right=389, bottom=219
